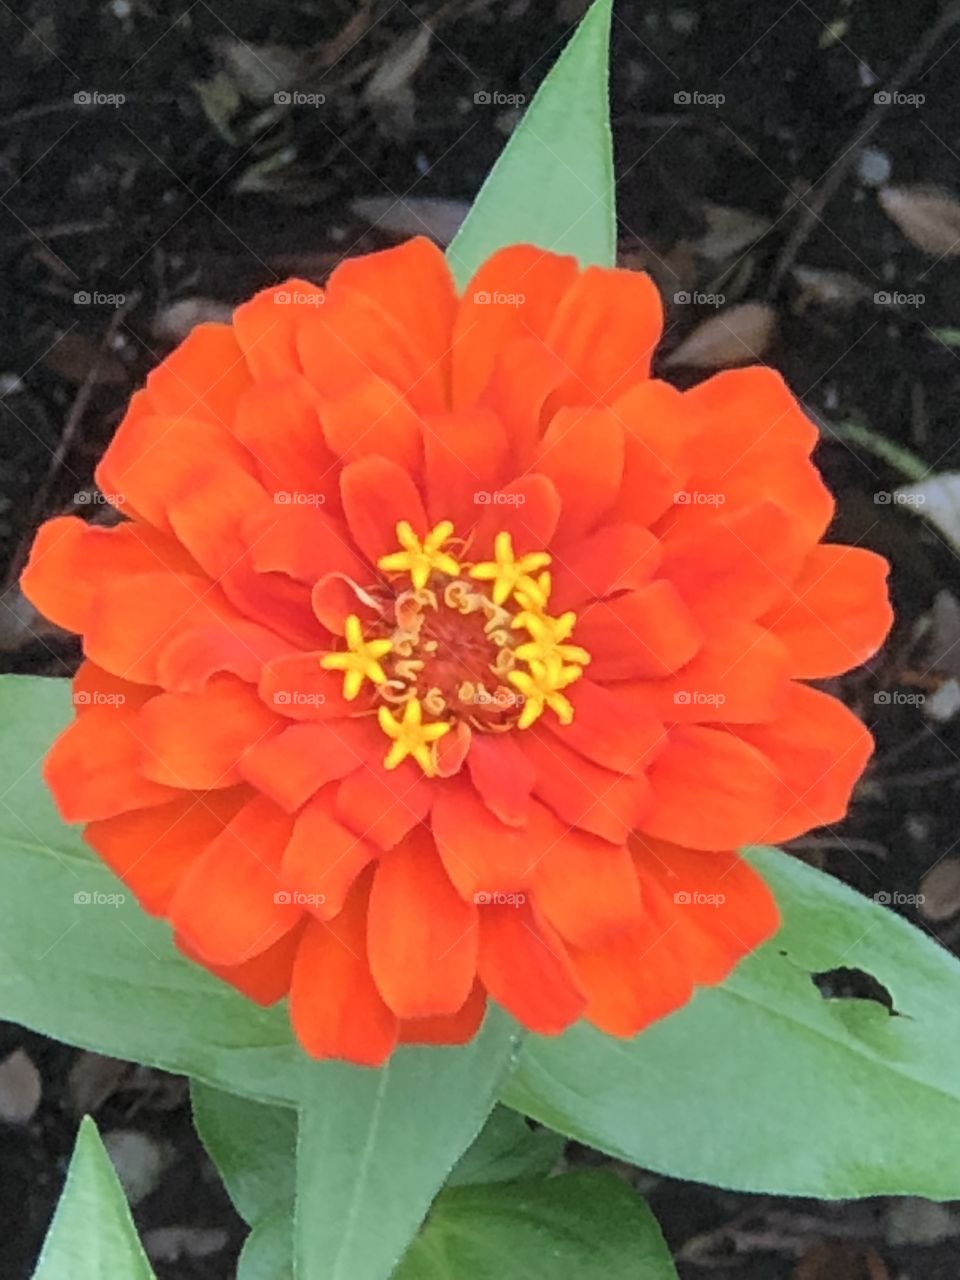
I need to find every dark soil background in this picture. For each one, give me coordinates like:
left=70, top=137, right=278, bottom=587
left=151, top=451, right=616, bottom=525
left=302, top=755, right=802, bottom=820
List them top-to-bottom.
left=2, top=0, right=960, bottom=1276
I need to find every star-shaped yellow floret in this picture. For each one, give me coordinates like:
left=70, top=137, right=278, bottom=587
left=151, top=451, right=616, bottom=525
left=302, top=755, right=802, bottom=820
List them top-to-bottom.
left=377, top=520, right=460, bottom=590
left=468, top=531, right=551, bottom=607
left=513, top=570, right=551, bottom=614
left=513, top=609, right=591, bottom=669
left=319, top=614, right=392, bottom=701
left=508, top=659, right=582, bottom=730
left=377, top=696, right=452, bottom=775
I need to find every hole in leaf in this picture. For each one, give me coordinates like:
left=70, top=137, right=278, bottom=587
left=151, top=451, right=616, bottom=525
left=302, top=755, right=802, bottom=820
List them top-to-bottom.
left=811, top=966, right=898, bottom=1015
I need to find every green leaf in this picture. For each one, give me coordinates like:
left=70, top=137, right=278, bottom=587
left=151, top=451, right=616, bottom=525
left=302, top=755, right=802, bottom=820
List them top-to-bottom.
left=447, top=0, right=615, bottom=285
left=0, top=676, right=306, bottom=1106
left=506, top=845, right=960, bottom=1199
left=294, top=1009, right=521, bottom=1280
left=191, top=1081, right=296, bottom=1224
left=446, top=1106, right=565, bottom=1187
left=33, top=1116, right=155, bottom=1280
left=394, top=1172, right=678, bottom=1279
left=238, top=1207, right=294, bottom=1280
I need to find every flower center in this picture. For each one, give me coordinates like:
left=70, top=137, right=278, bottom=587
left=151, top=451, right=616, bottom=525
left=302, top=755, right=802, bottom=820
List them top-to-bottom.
left=319, top=521, right=590, bottom=775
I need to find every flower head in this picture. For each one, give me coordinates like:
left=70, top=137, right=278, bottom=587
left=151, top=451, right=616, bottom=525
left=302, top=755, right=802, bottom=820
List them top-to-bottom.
left=22, top=238, right=892, bottom=1066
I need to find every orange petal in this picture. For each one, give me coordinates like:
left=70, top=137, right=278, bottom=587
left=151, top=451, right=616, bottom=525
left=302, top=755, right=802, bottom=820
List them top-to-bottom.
left=299, top=238, right=455, bottom=415
left=452, top=245, right=579, bottom=407
left=545, top=265, right=663, bottom=407
left=232, top=279, right=325, bottom=380
left=144, top=322, right=253, bottom=429
left=478, top=337, right=567, bottom=470
left=234, top=376, right=341, bottom=506
left=321, top=376, right=423, bottom=476
left=607, top=380, right=696, bottom=528
left=533, top=406, right=624, bottom=541
left=423, top=409, right=510, bottom=528
left=97, top=414, right=256, bottom=533
left=340, top=455, right=428, bottom=567
left=166, top=464, right=274, bottom=578
left=468, top=472, right=561, bottom=560
left=657, top=501, right=807, bottom=625
left=244, top=503, right=365, bottom=584
left=21, top=517, right=197, bottom=635
left=549, top=522, right=661, bottom=612
left=761, top=544, right=892, bottom=678
left=219, top=559, right=321, bottom=651
left=83, top=572, right=236, bottom=685
left=310, top=574, right=380, bottom=636
left=574, top=580, right=703, bottom=680
left=157, top=619, right=296, bottom=694
left=619, top=621, right=791, bottom=725
left=258, top=653, right=356, bottom=721
left=72, top=661, right=155, bottom=715
left=136, top=676, right=281, bottom=790
left=544, top=678, right=664, bottom=775
left=734, top=682, right=874, bottom=842
left=45, top=706, right=179, bottom=822
left=239, top=718, right=381, bottom=812
left=640, top=725, right=781, bottom=850
left=520, top=730, right=651, bottom=844
left=466, top=733, right=536, bottom=827
left=336, top=760, right=433, bottom=850
left=432, top=775, right=540, bottom=898
left=85, top=788, right=249, bottom=916
left=282, top=788, right=378, bottom=920
left=168, top=794, right=300, bottom=965
left=532, top=826, right=642, bottom=948
left=367, top=830, right=477, bottom=1017
left=633, top=835, right=780, bottom=984
left=289, top=887, right=399, bottom=1065
left=477, top=900, right=586, bottom=1034
left=180, top=920, right=305, bottom=1006
left=398, top=981, right=487, bottom=1045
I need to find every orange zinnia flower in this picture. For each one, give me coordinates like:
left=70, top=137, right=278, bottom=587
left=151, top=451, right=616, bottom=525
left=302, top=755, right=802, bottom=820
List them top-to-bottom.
left=22, top=239, right=893, bottom=1065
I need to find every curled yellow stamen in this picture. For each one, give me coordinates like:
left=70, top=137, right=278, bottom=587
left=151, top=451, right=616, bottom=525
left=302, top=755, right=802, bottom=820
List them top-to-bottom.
left=378, top=520, right=461, bottom=590
left=469, top=531, right=551, bottom=607
left=319, top=614, right=392, bottom=701
left=377, top=696, right=452, bottom=775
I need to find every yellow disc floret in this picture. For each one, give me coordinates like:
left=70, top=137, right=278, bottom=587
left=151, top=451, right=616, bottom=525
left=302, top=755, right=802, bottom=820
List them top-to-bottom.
left=378, top=520, right=461, bottom=590
left=468, top=532, right=551, bottom=607
left=513, top=609, right=591, bottom=670
left=319, top=614, right=393, bottom=701
left=508, top=659, right=581, bottom=729
left=377, top=696, right=452, bottom=775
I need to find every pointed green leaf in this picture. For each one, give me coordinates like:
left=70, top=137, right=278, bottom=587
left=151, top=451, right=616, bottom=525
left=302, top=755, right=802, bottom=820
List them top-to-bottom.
left=447, top=0, right=615, bottom=284
left=506, top=845, right=960, bottom=1199
left=294, top=1010, right=521, bottom=1280
left=33, top=1116, right=154, bottom=1280
left=395, top=1173, right=678, bottom=1279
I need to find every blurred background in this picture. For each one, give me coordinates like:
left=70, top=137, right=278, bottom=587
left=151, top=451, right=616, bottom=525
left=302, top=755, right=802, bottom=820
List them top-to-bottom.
left=2, top=0, right=960, bottom=1275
